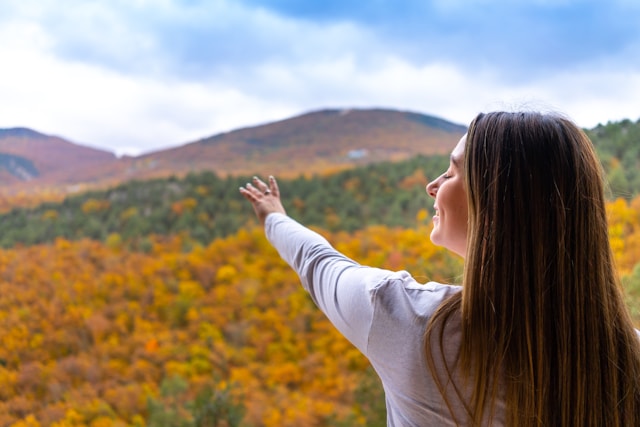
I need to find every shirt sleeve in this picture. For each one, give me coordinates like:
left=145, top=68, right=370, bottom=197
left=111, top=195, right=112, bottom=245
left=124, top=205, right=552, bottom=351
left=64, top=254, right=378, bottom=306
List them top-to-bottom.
left=265, top=213, right=395, bottom=353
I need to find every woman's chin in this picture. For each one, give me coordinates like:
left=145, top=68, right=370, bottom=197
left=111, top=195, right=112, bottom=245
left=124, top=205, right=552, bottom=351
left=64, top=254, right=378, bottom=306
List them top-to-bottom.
left=429, top=229, right=441, bottom=246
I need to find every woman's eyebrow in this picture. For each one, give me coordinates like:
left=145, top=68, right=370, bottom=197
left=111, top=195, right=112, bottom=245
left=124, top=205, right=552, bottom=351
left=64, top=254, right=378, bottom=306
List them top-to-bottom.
left=450, top=154, right=460, bottom=168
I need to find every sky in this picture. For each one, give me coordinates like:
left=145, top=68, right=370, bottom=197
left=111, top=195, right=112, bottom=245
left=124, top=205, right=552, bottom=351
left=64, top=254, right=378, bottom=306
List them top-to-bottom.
left=0, top=0, right=639, bottom=157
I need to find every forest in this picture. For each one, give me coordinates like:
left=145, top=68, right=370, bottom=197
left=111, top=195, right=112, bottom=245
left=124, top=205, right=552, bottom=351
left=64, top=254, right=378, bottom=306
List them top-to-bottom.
left=0, top=117, right=639, bottom=426
left=587, top=118, right=640, bottom=198
left=0, top=155, right=449, bottom=248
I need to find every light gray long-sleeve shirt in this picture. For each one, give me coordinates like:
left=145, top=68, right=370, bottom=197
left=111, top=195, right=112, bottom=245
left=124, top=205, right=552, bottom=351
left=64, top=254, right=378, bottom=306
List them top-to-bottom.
left=264, top=213, right=640, bottom=426
left=265, top=213, right=494, bottom=426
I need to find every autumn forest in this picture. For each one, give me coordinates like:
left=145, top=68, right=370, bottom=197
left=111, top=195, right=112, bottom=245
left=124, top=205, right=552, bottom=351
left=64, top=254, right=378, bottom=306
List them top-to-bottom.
left=0, top=117, right=640, bottom=426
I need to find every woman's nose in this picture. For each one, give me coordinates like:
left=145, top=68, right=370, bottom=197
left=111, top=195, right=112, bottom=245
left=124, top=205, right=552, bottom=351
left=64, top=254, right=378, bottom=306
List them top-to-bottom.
left=426, top=180, right=437, bottom=198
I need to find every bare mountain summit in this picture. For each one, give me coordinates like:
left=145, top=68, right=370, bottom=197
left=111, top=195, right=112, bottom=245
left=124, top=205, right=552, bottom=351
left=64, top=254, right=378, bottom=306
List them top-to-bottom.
left=138, top=108, right=467, bottom=178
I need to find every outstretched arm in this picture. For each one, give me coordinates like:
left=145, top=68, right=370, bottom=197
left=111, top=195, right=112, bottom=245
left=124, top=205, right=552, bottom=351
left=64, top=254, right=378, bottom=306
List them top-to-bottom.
left=239, top=176, right=380, bottom=353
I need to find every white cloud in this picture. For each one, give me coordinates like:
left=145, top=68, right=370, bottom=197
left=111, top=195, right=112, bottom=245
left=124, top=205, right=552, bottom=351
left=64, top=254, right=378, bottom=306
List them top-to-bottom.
left=0, top=0, right=638, bottom=157
left=0, top=20, right=300, bottom=156
left=2, top=24, right=639, bottom=158
left=248, top=54, right=640, bottom=130
left=538, top=70, right=640, bottom=126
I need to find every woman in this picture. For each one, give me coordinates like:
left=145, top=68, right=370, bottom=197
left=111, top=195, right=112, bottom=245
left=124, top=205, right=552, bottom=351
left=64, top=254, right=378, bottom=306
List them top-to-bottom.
left=239, top=111, right=640, bottom=426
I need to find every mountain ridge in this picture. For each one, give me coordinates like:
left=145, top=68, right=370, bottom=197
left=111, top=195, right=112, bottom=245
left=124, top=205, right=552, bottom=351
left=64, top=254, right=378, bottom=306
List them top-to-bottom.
left=0, top=108, right=466, bottom=192
left=137, top=108, right=466, bottom=179
left=0, top=127, right=50, bottom=140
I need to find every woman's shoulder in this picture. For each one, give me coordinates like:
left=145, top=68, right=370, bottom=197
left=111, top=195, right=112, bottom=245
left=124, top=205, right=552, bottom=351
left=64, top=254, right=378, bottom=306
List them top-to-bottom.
left=372, top=270, right=462, bottom=298
left=370, top=271, right=461, bottom=320
left=365, top=273, right=463, bottom=379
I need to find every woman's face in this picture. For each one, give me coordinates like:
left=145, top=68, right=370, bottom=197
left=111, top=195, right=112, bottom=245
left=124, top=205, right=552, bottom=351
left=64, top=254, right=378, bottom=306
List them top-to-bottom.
left=426, top=136, right=468, bottom=257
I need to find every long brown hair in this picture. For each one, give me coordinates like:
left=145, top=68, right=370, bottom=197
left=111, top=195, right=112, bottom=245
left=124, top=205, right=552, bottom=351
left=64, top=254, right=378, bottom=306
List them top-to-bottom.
left=425, top=112, right=640, bottom=426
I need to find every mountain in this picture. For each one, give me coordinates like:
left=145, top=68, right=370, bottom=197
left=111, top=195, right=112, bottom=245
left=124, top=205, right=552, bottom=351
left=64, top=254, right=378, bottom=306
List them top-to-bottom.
left=0, top=108, right=466, bottom=193
left=137, top=108, right=466, bottom=178
left=0, top=128, right=117, bottom=187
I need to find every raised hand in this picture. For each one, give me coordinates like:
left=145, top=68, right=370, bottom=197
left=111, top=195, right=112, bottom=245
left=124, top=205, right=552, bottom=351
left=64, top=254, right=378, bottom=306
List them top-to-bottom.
left=239, top=176, right=287, bottom=225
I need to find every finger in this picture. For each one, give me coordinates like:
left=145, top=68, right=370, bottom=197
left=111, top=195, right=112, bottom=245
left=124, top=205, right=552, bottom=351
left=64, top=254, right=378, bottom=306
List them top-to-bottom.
left=252, top=176, right=270, bottom=194
left=269, top=176, right=280, bottom=198
left=244, top=182, right=265, bottom=198
left=239, top=186, right=258, bottom=202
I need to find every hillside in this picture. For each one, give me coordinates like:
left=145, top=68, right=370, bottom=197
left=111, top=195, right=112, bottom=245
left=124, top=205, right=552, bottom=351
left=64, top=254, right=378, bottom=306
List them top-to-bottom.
left=138, top=108, right=466, bottom=178
left=0, top=109, right=466, bottom=195
left=2, top=110, right=637, bottom=210
left=0, top=118, right=639, bottom=426
left=0, top=128, right=117, bottom=186
left=0, top=155, right=450, bottom=248
left=0, top=168, right=639, bottom=425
